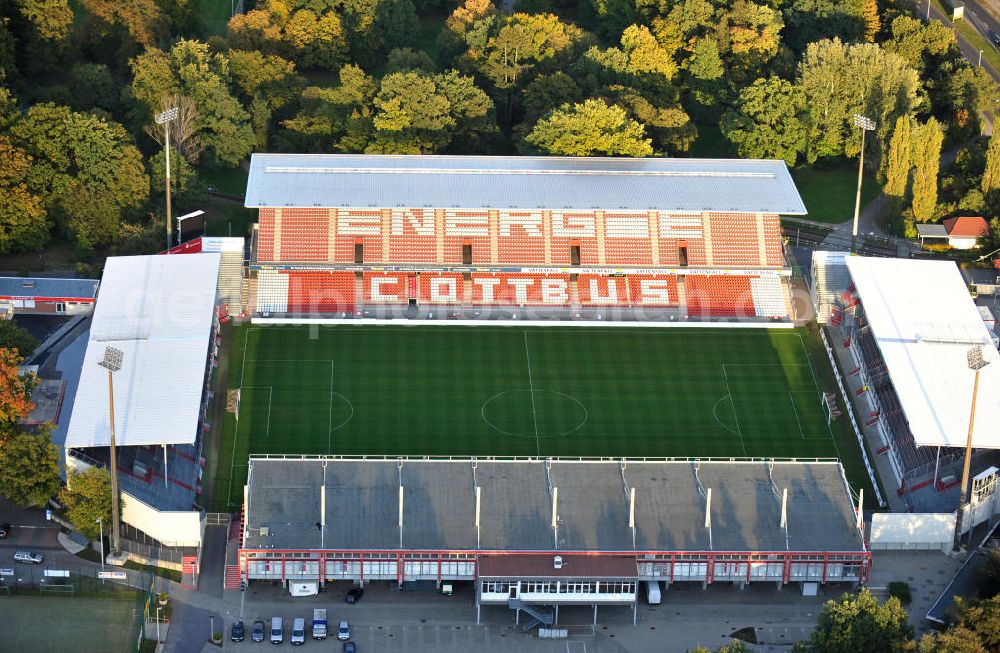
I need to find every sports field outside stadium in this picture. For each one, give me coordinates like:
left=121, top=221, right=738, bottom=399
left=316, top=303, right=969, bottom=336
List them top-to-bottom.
left=212, top=325, right=874, bottom=509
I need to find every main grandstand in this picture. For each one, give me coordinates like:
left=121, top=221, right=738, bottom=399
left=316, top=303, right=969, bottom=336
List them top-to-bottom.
left=243, top=155, right=805, bottom=320
left=236, top=457, right=868, bottom=624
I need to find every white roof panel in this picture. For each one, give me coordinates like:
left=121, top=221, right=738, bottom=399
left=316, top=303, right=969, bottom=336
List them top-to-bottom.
left=244, top=154, right=808, bottom=214
left=65, top=254, right=221, bottom=448
left=846, top=257, right=1000, bottom=449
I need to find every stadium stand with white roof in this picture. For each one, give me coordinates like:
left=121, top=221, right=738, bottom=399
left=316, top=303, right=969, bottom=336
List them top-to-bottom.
left=243, top=154, right=806, bottom=322
left=64, top=253, right=223, bottom=553
left=811, top=255, right=1000, bottom=512
left=236, top=457, right=867, bottom=625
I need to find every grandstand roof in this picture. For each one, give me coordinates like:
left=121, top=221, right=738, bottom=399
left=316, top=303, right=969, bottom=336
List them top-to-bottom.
left=244, top=154, right=808, bottom=215
left=65, top=254, right=221, bottom=449
left=845, top=257, right=1000, bottom=450
left=0, top=276, right=99, bottom=301
left=242, top=457, right=863, bottom=553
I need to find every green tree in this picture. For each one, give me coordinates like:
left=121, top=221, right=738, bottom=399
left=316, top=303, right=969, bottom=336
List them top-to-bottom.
left=13, top=0, right=72, bottom=40
left=80, top=0, right=166, bottom=47
left=719, top=0, right=784, bottom=82
left=782, top=0, right=865, bottom=52
left=283, top=8, right=348, bottom=69
left=884, top=16, right=954, bottom=71
left=620, top=24, right=679, bottom=82
left=687, top=37, right=726, bottom=109
left=798, top=39, right=919, bottom=166
left=130, top=40, right=255, bottom=168
left=385, top=47, right=437, bottom=74
left=227, top=50, right=304, bottom=111
left=66, top=63, right=122, bottom=115
left=282, top=64, right=378, bottom=152
left=370, top=70, right=494, bottom=153
left=520, top=72, right=583, bottom=127
left=721, top=76, right=807, bottom=165
left=524, top=98, right=653, bottom=157
left=9, top=104, right=149, bottom=249
left=884, top=115, right=912, bottom=212
left=911, top=118, right=943, bottom=223
left=983, top=134, right=1000, bottom=215
left=0, top=136, right=49, bottom=254
left=0, top=321, right=40, bottom=358
left=0, top=429, right=61, bottom=508
left=60, top=467, right=115, bottom=540
left=802, top=589, right=913, bottom=653
left=956, top=596, right=1000, bottom=651
left=918, top=627, right=986, bottom=653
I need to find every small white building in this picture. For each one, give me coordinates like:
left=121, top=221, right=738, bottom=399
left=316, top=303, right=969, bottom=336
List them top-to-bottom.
left=944, top=216, right=989, bottom=250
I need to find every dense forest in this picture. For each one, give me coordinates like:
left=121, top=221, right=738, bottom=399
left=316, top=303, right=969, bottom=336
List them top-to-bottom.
left=0, top=0, right=998, bottom=264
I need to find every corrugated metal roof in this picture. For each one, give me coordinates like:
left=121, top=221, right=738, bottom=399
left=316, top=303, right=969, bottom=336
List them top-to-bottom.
left=244, top=154, right=808, bottom=214
left=65, top=254, right=221, bottom=448
left=845, top=257, right=1000, bottom=449
left=0, top=277, right=99, bottom=300
left=243, top=458, right=863, bottom=553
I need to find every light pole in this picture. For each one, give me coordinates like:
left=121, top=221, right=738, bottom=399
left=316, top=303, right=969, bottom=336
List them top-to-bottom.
left=979, top=50, right=983, bottom=67
left=155, top=107, right=179, bottom=251
left=851, top=114, right=876, bottom=254
left=953, top=345, right=991, bottom=552
left=98, top=346, right=124, bottom=557
left=96, top=518, right=105, bottom=572
left=156, top=606, right=162, bottom=641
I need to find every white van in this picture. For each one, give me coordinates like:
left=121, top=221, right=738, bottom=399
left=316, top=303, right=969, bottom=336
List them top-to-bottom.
left=644, top=580, right=661, bottom=605
left=269, top=617, right=283, bottom=644
left=291, top=618, right=306, bottom=645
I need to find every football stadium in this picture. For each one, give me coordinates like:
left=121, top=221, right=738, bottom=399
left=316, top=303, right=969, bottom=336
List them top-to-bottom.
left=204, top=154, right=881, bottom=621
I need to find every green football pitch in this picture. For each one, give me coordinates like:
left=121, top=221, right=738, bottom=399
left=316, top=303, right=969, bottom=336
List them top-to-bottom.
left=213, top=325, right=872, bottom=508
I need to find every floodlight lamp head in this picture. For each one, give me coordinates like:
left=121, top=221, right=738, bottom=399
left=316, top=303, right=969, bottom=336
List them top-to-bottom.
left=155, top=107, right=179, bottom=124
left=853, top=114, right=876, bottom=131
left=98, top=346, right=124, bottom=372
left=968, top=346, right=989, bottom=371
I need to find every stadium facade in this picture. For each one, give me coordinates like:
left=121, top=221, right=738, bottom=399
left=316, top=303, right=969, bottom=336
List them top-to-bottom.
left=244, top=155, right=806, bottom=321
left=236, top=457, right=868, bottom=623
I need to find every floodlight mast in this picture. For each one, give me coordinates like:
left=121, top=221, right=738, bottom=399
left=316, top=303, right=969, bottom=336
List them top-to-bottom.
left=155, top=107, right=180, bottom=251
left=851, top=114, right=876, bottom=254
left=98, top=346, right=124, bottom=557
left=953, top=346, right=990, bottom=552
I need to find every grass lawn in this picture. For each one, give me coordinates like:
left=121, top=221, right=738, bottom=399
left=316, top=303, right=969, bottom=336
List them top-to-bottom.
left=195, top=0, right=234, bottom=37
left=418, top=15, right=447, bottom=66
left=689, top=124, right=732, bottom=158
left=791, top=164, right=880, bottom=223
left=200, top=167, right=248, bottom=196
left=204, top=199, right=256, bottom=238
left=213, top=324, right=874, bottom=509
left=0, top=594, right=141, bottom=653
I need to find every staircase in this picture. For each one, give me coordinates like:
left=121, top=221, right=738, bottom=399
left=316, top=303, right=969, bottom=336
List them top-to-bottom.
left=217, top=250, right=244, bottom=310
left=811, top=252, right=852, bottom=325
left=224, top=564, right=242, bottom=590
left=508, top=598, right=555, bottom=631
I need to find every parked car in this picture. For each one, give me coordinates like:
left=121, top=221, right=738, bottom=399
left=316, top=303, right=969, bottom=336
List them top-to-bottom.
left=989, top=30, right=1000, bottom=48
left=0, top=523, right=10, bottom=539
left=13, top=550, right=42, bottom=564
left=345, top=587, right=364, bottom=604
left=270, top=617, right=284, bottom=644
left=291, top=617, right=306, bottom=645
left=231, top=620, right=245, bottom=642
left=252, top=620, right=265, bottom=642
left=337, top=620, right=350, bottom=641
left=343, top=642, right=357, bottom=653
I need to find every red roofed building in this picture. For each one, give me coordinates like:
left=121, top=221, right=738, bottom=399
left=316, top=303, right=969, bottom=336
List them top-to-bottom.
left=943, top=216, right=989, bottom=249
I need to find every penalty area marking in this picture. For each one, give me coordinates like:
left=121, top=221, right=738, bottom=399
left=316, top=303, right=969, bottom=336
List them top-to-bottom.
left=481, top=389, right=589, bottom=439
left=711, top=396, right=739, bottom=435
